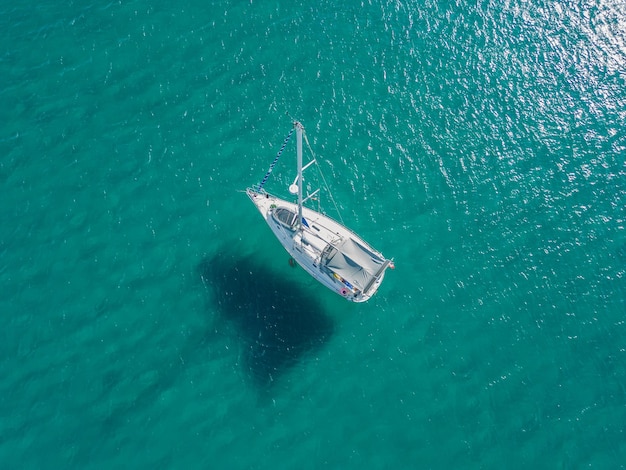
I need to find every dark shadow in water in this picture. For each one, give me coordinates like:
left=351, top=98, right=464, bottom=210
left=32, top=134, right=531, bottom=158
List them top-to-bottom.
left=197, top=250, right=334, bottom=389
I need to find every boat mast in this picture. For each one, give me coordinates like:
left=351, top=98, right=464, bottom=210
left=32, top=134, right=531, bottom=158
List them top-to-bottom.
left=295, top=121, right=304, bottom=229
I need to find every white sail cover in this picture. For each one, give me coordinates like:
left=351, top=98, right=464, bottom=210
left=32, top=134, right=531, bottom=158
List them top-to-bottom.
left=323, top=237, right=386, bottom=291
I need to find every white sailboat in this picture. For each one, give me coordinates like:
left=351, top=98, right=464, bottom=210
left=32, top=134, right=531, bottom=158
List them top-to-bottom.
left=246, top=121, right=394, bottom=302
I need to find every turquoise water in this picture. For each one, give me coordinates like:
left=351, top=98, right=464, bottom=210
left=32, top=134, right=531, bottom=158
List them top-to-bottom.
left=1, top=0, right=625, bottom=467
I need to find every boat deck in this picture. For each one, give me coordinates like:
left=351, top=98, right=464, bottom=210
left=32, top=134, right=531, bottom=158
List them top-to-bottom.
left=246, top=187, right=391, bottom=301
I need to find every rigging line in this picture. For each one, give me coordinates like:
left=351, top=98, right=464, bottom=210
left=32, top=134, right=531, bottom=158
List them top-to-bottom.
left=257, top=127, right=294, bottom=192
left=303, top=131, right=345, bottom=225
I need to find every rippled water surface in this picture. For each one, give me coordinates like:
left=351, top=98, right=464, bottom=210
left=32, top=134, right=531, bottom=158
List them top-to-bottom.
left=1, top=0, right=625, bottom=467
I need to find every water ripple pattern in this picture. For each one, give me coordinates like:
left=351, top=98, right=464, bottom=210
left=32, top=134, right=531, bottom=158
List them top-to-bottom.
left=1, top=0, right=625, bottom=467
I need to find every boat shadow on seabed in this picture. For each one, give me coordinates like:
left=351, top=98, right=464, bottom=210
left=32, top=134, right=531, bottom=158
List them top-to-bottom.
left=197, top=250, right=334, bottom=390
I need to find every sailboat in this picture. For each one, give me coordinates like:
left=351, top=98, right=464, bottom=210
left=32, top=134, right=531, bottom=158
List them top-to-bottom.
left=246, top=121, right=394, bottom=302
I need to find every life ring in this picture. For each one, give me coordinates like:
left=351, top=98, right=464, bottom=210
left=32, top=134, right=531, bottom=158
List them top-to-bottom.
left=339, top=287, right=349, bottom=296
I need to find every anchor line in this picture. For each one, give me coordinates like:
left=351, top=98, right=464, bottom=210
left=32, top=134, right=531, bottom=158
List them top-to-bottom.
left=257, top=128, right=295, bottom=192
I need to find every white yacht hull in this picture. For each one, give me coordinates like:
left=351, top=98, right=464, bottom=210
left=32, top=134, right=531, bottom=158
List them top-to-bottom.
left=247, top=188, right=390, bottom=302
